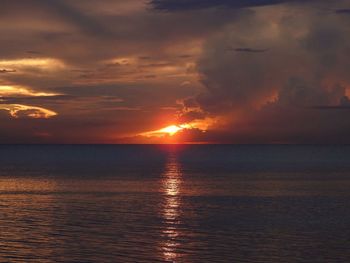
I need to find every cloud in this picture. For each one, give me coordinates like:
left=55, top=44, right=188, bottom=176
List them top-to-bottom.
left=0, top=0, right=111, bottom=36
left=150, top=0, right=310, bottom=11
left=173, top=1, right=350, bottom=143
left=335, top=9, right=350, bottom=14
left=227, top=47, right=269, bottom=53
left=0, top=58, right=65, bottom=71
left=0, top=69, right=16, bottom=74
left=0, top=85, right=60, bottom=97
left=312, top=96, right=350, bottom=109
left=0, top=104, right=57, bottom=119
left=311, top=106, right=350, bottom=110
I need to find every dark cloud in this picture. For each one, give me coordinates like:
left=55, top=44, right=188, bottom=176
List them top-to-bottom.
left=0, top=0, right=111, bottom=36
left=150, top=0, right=310, bottom=12
left=172, top=0, right=350, bottom=143
left=195, top=3, right=350, bottom=110
left=335, top=9, right=350, bottom=14
left=227, top=47, right=269, bottom=53
left=26, top=50, right=42, bottom=55
left=177, top=54, right=194, bottom=58
left=138, top=56, right=153, bottom=60
left=276, top=78, right=345, bottom=108
left=2, top=95, right=75, bottom=104
left=312, top=96, right=350, bottom=109
left=311, top=106, right=350, bottom=110
left=207, top=108, right=350, bottom=144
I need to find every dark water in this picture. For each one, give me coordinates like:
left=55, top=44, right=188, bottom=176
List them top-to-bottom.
left=0, top=145, right=349, bottom=262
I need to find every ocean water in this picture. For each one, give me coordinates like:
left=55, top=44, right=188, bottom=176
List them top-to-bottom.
left=0, top=145, right=349, bottom=262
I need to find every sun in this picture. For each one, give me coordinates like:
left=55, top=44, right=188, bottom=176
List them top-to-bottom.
left=139, top=119, right=215, bottom=139
left=141, top=124, right=187, bottom=137
left=158, top=125, right=184, bottom=136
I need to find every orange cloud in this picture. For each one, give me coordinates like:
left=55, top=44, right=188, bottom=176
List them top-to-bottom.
left=0, top=58, right=65, bottom=71
left=0, top=85, right=60, bottom=97
left=0, top=104, right=57, bottom=119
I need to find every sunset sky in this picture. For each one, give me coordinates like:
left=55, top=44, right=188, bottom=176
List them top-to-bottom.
left=1, top=0, right=350, bottom=144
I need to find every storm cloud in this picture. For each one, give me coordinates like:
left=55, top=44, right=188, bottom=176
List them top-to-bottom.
left=150, top=0, right=311, bottom=11
left=175, top=0, right=350, bottom=143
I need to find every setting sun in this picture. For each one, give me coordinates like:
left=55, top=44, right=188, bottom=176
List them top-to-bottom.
left=138, top=118, right=216, bottom=140
left=141, top=124, right=191, bottom=138
left=159, top=125, right=184, bottom=136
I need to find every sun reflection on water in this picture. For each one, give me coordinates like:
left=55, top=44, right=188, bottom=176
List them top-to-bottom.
left=160, top=153, right=183, bottom=262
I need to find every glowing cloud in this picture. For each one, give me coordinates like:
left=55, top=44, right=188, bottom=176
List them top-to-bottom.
left=0, top=58, right=65, bottom=71
left=0, top=85, right=60, bottom=97
left=0, top=104, right=57, bottom=119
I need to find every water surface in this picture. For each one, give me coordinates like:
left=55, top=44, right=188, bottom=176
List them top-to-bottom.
left=0, top=145, right=349, bottom=262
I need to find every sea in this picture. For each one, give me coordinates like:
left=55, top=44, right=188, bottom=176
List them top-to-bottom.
left=0, top=145, right=349, bottom=262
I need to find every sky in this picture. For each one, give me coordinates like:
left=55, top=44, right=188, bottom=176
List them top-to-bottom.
left=1, top=0, right=350, bottom=144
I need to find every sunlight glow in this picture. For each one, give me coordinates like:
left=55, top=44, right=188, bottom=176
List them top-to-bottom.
left=160, top=155, right=182, bottom=262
